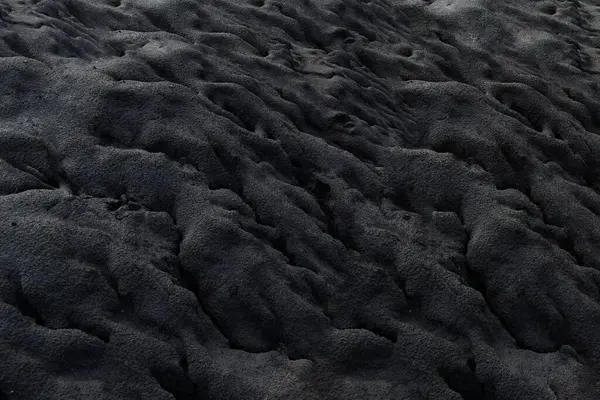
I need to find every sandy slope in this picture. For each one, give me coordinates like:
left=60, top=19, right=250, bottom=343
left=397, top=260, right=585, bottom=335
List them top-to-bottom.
left=0, top=0, right=600, bottom=398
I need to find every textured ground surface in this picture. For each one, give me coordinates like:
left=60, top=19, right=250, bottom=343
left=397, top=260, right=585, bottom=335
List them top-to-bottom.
left=1, top=0, right=600, bottom=398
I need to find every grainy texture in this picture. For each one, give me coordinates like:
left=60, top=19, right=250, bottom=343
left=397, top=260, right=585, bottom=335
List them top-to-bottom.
left=0, top=0, right=600, bottom=398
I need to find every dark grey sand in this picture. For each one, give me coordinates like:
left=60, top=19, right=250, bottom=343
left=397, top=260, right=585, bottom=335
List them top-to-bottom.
left=0, top=0, right=600, bottom=398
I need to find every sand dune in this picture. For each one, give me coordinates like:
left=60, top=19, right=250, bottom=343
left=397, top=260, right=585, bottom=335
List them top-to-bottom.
left=1, top=0, right=600, bottom=398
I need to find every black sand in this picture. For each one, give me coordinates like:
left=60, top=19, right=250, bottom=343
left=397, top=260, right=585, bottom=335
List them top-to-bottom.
left=1, top=0, right=600, bottom=398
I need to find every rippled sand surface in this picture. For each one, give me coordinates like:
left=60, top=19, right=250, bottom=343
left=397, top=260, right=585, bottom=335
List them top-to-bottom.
left=1, top=0, right=600, bottom=398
